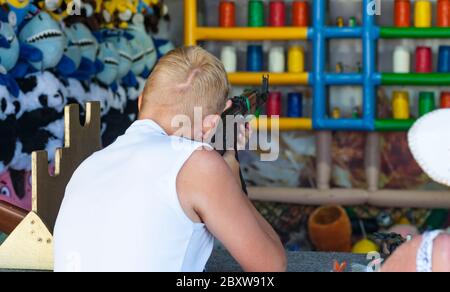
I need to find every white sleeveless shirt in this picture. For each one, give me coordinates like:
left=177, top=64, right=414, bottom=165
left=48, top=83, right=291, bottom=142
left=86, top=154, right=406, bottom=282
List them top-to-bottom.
left=54, top=120, right=214, bottom=272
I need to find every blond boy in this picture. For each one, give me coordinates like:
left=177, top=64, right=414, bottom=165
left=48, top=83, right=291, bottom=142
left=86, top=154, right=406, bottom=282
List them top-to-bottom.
left=54, top=47, right=286, bottom=272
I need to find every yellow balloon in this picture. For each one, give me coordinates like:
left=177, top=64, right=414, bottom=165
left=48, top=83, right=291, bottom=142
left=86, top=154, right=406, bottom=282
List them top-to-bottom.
left=352, top=239, right=379, bottom=254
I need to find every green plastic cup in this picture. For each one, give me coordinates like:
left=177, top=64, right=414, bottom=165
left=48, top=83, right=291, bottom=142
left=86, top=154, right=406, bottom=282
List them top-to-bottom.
left=248, top=0, right=265, bottom=27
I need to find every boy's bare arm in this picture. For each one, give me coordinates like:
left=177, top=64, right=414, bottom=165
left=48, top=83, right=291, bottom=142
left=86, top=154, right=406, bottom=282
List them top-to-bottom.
left=177, top=149, right=287, bottom=272
left=223, top=151, right=283, bottom=245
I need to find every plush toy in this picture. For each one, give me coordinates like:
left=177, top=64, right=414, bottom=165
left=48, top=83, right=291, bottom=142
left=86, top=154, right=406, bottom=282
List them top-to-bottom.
left=1, top=0, right=39, bottom=31
left=38, top=0, right=69, bottom=21
left=63, top=0, right=101, bottom=32
left=102, top=0, right=137, bottom=29
left=137, top=0, right=153, bottom=15
left=142, top=0, right=169, bottom=34
left=141, top=2, right=174, bottom=59
left=0, top=10, right=20, bottom=96
left=18, top=12, right=65, bottom=71
left=127, top=14, right=156, bottom=78
left=66, top=22, right=99, bottom=81
left=55, top=24, right=82, bottom=77
left=104, top=30, right=133, bottom=82
left=91, top=32, right=131, bottom=146
left=124, top=33, right=147, bottom=121
left=95, top=40, right=119, bottom=86
left=11, top=71, right=66, bottom=171
left=64, top=76, right=90, bottom=111
left=125, top=76, right=144, bottom=122
left=101, top=81, right=131, bottom=147
left=0, top=85, right=17, bottom=173
left=1, top=169, right=31, bottom=210
left=0, top=170, right=18, bottom=206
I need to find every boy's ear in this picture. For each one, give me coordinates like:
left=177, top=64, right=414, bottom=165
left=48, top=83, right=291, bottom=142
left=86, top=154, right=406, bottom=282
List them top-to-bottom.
left=138, top=94, right=143, bottom=111
left=202, top=114, right=221, bottom=141
left=203, top=114, right=220, bottom=131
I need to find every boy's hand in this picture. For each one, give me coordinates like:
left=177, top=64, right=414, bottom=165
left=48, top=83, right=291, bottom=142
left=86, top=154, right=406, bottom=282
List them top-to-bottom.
left=223, top=122, right=252, bottom=182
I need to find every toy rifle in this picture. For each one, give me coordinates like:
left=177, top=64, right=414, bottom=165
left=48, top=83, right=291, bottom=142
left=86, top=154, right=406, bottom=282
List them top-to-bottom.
left=214, top=75, right=269, bottom=195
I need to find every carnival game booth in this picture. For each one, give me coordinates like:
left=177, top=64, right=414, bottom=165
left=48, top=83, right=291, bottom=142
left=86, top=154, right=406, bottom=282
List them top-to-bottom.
left=0, top=0, right=449, bottom=272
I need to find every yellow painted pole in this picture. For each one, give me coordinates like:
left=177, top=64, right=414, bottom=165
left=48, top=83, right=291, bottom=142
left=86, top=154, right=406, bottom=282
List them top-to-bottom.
left=184, top=0, right=198, bottom=46
left=196, top=27, right=309, bottom=41
left=228, top=72, right=309, bottom=86
left=252, top=118, right=313, bottom=131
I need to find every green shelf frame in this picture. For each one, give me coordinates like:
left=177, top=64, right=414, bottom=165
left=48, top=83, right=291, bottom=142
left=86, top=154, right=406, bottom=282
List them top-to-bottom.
left=380, top=27, right=450, bottom=39
left=381, top=73, right=450, bottom=86
left=375, top=119, right=416, bottom=131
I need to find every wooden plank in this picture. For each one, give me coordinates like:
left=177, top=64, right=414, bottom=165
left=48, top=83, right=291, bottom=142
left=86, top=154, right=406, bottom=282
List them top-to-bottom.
left=32, top=102, right=102, bottom=233
left=248, top=187, right=450, bottom=208
left=0, top=201, right=27, bottom=234
left=0, top=212, right=53, bottom=270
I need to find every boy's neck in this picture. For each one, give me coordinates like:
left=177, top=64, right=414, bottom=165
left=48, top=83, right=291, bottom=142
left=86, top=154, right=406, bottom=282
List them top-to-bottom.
left=138, top=111, right=195, bottom=139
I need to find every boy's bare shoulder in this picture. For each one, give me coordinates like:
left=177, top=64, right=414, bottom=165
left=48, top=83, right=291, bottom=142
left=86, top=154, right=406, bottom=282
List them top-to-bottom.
left=177, top=148, right=239, bottom=222
left=177, top=148, right=239, bottom=200
left=180, top=148, right=231, bottom=181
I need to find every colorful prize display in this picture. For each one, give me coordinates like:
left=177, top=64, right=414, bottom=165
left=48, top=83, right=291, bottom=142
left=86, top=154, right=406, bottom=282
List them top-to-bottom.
left=4, top=0, right=450, bottom=274
left=201, top=0, right=450, bottom=132
left=248, top=0, right=265, bottom=27
left=395, top=0, right=411, bottom=27
left=415, top=0, right=432, bottom=27
left=437, top=0, right=450, bottom=27
left=219, top=1, right=236, bottom=27
left=269, top=1, right=286, bottom=27
left=293, top=1, right=309, bottom=27
left=247, top=45, right=264, bottom=72
left=221, top=46, right=237, bottom=73
left=269, top=46, right=286, bottom=73
left=288, top=46, right=305, bottom=73
left=393, top=46, right=411, bottom=73
left=438, top=46, right=450, bottom=73
left=415, top=47, right=433, bottom=73
left=266, top=91, right=282, bottom=117
left=392, top=91, right=411, bottom=120
left=287, top=92, right=303, bottom=117
left=419, top=92, right=436, bottom=116
left=441, top=92, right=450, bottom=108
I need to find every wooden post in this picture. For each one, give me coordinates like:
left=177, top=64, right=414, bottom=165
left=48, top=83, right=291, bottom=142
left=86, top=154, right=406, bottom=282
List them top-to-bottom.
left=32, top=102, right=101, bottom=233
left=316, top=131, right=332, bottom=190
left=365, top=132, right=381, bottom=192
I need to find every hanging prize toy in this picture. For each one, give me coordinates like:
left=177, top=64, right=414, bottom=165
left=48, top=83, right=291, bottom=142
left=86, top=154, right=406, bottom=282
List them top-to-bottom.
left=2, top=0, right=39, bottom=31
left=0, top=11, right=20, bottom=97
left=18, top=12, right=65, bottom=71
left=66, top=22, right=99, bottom=81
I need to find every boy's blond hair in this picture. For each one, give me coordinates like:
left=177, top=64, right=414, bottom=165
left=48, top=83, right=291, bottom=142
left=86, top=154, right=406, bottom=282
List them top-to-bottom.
left=141, top=46, right=230, bottom=118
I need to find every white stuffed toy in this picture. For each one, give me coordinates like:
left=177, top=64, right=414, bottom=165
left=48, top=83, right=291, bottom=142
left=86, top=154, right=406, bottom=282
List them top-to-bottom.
left=11, top=71, right=67, bottom=171
left=0, top=85, right=18, bottom=173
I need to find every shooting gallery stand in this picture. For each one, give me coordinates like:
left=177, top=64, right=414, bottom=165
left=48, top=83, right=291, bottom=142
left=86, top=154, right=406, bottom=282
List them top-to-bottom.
left=0, top=102, right=369, bottom=272
left=0, top=102, right=101, bottom=271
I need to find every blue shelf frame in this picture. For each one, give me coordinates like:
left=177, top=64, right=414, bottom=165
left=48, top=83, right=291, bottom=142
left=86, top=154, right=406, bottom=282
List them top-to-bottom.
left=310, top=0, right=379, bottom=131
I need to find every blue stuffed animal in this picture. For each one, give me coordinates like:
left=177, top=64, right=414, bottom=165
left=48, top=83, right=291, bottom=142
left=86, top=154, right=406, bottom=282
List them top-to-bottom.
left=2, top=0, right=39, bottom=31
left=0, top=8, right=20, bottom=97
left=18, top=12, right=65, bottom=71
left=126, top=15, right=156, bottom=78
left=67, top=22, right=99, bottom=81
